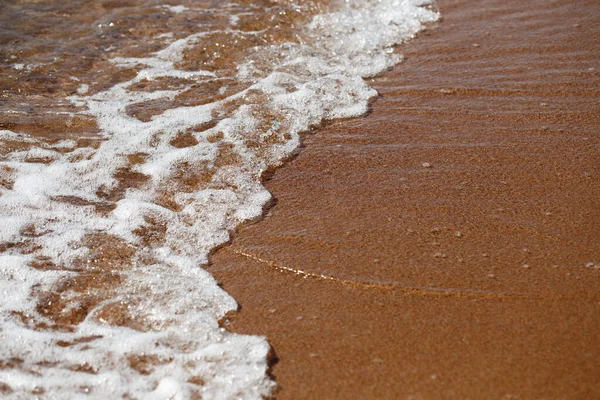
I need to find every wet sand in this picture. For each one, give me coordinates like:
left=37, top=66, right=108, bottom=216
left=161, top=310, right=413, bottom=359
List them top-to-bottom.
left=208, top=0, right=600, bottom=398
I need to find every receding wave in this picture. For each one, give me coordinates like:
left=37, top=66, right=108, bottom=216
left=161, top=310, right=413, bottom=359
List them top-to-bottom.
left=0, top=0, right=438, bottom=398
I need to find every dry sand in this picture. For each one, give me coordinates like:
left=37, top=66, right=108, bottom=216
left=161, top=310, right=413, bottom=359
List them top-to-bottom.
left=208, top=0, right=600, bottom=398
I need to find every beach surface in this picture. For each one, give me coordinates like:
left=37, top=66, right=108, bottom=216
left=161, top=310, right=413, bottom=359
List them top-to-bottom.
left=208, top=0, right=600, bottom=398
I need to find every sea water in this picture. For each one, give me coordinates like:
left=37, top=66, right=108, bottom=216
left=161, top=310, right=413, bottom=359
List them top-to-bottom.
left=0, top=0, right=438, bottom=398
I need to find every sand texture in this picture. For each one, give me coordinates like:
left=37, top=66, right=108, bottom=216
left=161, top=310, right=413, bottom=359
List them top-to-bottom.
left=208, top=0, right=600, bottom=398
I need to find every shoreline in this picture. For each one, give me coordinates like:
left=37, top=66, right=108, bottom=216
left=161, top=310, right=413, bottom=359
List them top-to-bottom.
left=208, top=0, right=600, bottom=398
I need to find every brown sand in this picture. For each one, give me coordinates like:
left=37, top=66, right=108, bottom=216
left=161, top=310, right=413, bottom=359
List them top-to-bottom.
left=208, top=0, right=600, bottom=398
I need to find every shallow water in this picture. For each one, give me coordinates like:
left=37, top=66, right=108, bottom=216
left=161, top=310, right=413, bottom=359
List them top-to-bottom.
left=0, top=0, right=438, bottom=398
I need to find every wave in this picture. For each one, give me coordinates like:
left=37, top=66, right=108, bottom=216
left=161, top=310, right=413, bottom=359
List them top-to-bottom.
left=0, top=0, right=438, bottom=398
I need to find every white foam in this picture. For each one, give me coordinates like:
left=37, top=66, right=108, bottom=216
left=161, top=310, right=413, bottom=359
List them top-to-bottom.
left=0, top=0, right=438, bottom=398
left=160, top=5, right=189, bottom=14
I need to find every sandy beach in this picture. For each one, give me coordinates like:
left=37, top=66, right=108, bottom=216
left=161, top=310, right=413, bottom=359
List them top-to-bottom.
left=208, top=0, right=600, bottom=398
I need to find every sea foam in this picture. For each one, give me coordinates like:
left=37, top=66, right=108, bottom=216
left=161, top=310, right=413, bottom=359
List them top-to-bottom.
left=0, top=0, right=438, bottom=398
